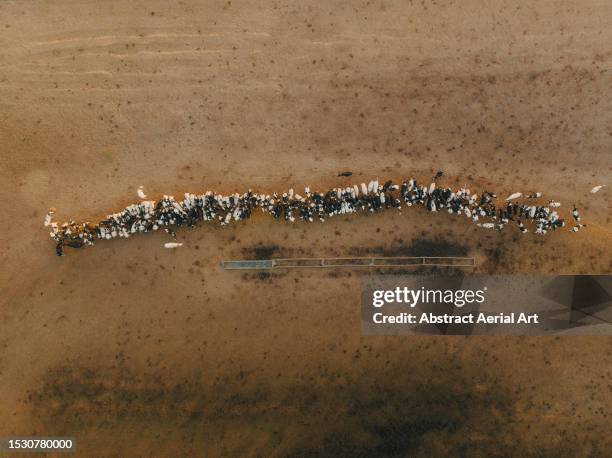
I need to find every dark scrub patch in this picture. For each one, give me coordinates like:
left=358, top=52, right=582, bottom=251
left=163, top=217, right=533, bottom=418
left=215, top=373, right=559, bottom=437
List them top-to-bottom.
left=349, top=238, right=469, bottom=259
left=404, top=238, right=469, bottom=257
left=242, top=244, right=280, bottom=259
left=482, top=245, right=510, bottom=273
left=240, top=271, right=286, bottom=282
left=28, top=356, right=531, bottom=456
left=288, top=378, right=514, bottom=457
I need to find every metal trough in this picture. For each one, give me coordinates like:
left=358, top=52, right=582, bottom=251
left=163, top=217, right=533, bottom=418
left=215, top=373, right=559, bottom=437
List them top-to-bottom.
left=221, top=256, right=475, bottom=270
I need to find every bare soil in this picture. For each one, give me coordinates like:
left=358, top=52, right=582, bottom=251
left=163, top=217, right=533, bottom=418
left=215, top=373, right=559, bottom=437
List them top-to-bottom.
left=1, top=1, right=611, bottom=456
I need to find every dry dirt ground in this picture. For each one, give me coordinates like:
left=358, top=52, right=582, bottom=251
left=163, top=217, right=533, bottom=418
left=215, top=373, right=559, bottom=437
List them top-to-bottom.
left=1, top=1, right=611, bottom=456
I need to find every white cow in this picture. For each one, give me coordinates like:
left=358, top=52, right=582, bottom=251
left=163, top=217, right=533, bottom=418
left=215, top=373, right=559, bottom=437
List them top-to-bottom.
left=505, top=192, right=522, bottom=201
left=44, top=212, right=54, bottom=227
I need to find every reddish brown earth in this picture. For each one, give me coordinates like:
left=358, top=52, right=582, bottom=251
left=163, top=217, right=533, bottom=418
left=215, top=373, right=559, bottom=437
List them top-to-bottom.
left=1, top=1, right=611, bottom=456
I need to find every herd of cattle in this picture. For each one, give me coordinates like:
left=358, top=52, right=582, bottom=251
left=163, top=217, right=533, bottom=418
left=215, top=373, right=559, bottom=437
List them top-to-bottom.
left=45, top=175, right=585, bottom=256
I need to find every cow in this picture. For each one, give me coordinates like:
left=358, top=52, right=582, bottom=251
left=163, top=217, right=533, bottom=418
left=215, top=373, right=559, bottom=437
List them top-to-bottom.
left=505, top=192, right=522, bottom=201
